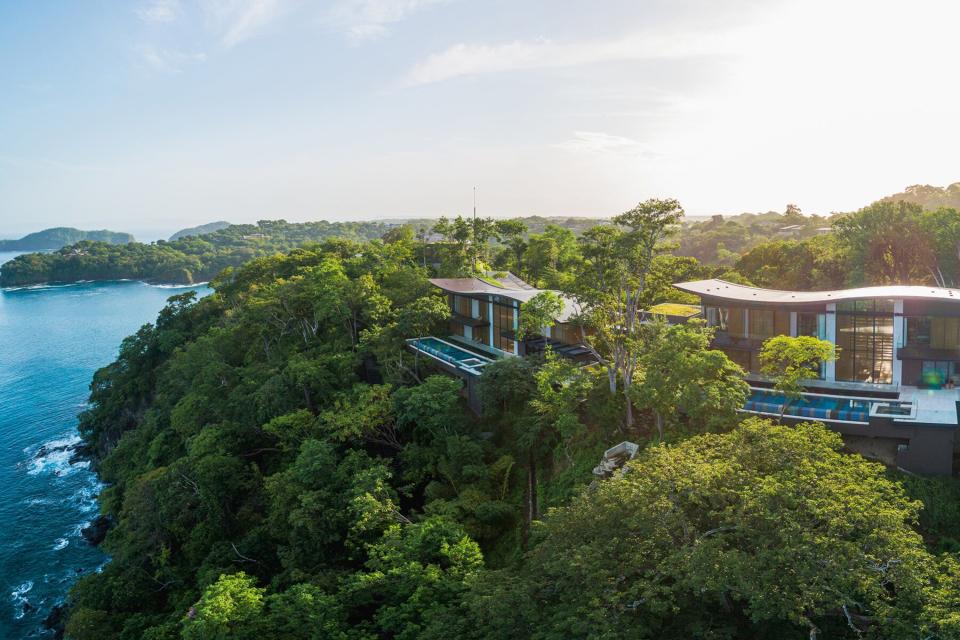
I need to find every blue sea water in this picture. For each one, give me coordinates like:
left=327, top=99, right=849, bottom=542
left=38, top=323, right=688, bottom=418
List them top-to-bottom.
left=0, top=254, right=209, bottom=638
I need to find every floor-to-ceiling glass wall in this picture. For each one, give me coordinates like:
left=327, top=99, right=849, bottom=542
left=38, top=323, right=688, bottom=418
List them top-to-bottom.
left=492, top=299, right=516, bottom=353
left=836, top=300, right=894, bottom=384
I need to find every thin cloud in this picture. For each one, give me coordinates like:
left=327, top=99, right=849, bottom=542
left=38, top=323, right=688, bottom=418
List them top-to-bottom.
left=137, top=0, right=180, bottom=23
left=201, top=0, right=289, bottom=47
left=328, top=0, right=447, bottom=42
left=401, top=30, right=743, bottom=86
left=138, top=44, right=207, bottom=73
left=555, top=131, right=651, bottom=157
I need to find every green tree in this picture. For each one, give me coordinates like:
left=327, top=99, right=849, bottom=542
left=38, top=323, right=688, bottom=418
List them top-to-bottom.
left=572, top=198, right=684, bottom=427
left=833, top=200, right=935, bottom=285
left=495, top=218, right=528, bottom=273
left=517, top=290, right=564, bottom=340
left=631, top=320, right=748, bottom=439
left=759, top=335, right=838, bottom=418
left=471, top=420, right=943, bottom=640
left=341, top=517, right=484, bottom=640
left=182, top=572, right=264, bottom=640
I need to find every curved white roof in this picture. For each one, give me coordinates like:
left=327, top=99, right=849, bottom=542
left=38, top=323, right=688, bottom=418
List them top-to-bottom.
left=674, top=279, right=960, bottom=305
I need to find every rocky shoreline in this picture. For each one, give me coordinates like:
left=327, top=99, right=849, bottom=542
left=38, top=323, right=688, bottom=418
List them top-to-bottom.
left=30, top=439, right=111, bottom=639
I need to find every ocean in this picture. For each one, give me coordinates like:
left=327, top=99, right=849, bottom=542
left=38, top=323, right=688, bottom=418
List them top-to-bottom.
left=0, top=254, right=209, bottom=638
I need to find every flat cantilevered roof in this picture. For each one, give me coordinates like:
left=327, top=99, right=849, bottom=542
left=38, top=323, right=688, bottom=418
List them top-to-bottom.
left=674, top=279, right=960, bottom=305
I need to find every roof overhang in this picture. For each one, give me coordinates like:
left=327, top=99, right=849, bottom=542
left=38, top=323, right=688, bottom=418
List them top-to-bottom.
left=430, top=277, right=580, bottom=323
left=673, top=279, right=960, bottom=306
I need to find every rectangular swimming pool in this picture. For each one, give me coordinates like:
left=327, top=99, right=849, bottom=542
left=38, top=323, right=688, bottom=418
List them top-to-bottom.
left=407, top=337, right=493, bottom=375
left=743, top=389, right=872, bottom=423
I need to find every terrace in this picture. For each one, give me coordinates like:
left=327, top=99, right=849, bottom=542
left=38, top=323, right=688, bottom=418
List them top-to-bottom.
left=742, top=388, right=913, bottom=425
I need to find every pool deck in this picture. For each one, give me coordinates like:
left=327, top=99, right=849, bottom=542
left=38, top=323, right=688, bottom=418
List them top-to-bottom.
left=897, top=386, right=959, bottom=425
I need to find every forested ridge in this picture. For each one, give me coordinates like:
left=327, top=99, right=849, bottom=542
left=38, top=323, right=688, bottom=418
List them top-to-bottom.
left=59, top=201, right=960, bottom=640
left=0, top=221, right=393, bottom=287
left=0, top=227, right=134, bottom=252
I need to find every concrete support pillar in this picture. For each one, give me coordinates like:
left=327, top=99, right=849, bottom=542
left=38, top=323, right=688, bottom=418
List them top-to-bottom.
left=824, top=303, right=837, bottom=382
left=789, top=311, right=798, bottom=337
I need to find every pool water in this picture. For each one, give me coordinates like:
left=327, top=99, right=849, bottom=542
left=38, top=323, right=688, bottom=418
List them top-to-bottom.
left=408, top=337, right=492, bottom=372
left=744, top=390, right=871, bottom=422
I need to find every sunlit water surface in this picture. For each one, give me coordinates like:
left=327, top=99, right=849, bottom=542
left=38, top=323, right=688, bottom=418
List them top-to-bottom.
left=0, top=252, right=209, bottom=637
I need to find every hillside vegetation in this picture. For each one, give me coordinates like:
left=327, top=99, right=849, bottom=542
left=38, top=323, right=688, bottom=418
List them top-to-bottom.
left=882, top=183, right=960, bottom=210
left=60, top=204, right=960, bottom=640
left=0, top=220, right=392, bottom=287
left=169, top=221, right=233, bottom=241
left=0, top=227, right=134, bottom=251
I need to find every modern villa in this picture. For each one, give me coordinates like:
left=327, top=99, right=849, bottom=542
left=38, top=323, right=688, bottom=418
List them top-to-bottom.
left=406, top=273, right=593, bottom=410
left=407, top=274, right=958, bottom=475
left=674, top=279, right=960, bottom=475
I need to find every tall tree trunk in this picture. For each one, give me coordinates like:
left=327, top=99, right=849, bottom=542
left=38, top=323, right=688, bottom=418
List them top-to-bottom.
left=623, top=365, right=634, bottom=427
left=303, top=386, right=316, bottom=415
left=655, top=411, right=664, bottom=441
left=527, top=450, right=538, bottom=524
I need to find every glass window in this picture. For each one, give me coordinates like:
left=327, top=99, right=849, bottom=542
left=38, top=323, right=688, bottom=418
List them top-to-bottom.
left=454, top=295, right=472, bottom=317
left=837, top=299, right=895, bottom=313
left=493, top=302, right=516, bottom=353
left=705, top=306, right=719, bottom=327
left=725, top=307, right=746, bottom=338
left=748, top=309, right=790, bottom=340
left=749, top=309, right=774, bottom=340
left=774, top=311, right=790, bottom=336
left=836, top=311, right=894, bottom=384
left=797, top=312, right=819, bottom=337
left=907, top=316, right=931, bottom=346
left=931, top=317, right=960, bottom=350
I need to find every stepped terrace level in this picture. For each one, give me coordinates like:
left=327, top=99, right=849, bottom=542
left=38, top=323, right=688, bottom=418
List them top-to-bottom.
left=673, top=279, right=960, bottom=475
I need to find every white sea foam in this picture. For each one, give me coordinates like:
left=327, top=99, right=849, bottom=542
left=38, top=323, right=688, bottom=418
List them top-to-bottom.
left=2, top=281, right=92, bottom=292
left=150, top=282, right=209, bottom=289
left=26, top=434, right=83, bottom=477
left=71, top=482, right=102, bottom=513
left=22, top=497, right=53, bottom=507
left=52, top=538, right=69, bottom=551
left=10, top=581, right=33, bottom=604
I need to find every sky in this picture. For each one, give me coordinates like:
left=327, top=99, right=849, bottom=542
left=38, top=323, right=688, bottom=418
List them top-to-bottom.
left=2, top=0, right=960, bottom=240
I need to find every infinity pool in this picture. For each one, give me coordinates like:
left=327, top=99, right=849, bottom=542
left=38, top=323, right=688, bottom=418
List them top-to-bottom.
left=407, top=337, right=493, bottom=374
left=743, top=389, right=871, bottom=422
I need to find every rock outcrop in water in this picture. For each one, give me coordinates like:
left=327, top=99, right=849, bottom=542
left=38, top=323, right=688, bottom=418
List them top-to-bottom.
left=80, top=515, right=113, bottom=546
left=42, top=604, right=66, bottom=639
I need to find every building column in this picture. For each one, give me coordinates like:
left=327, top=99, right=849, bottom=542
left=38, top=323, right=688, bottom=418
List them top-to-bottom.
left=488, top=298, right=494, bottom=347
left=893, top=299, right=904, bottom=387
left=512, top=301, right=519, bottom=355
left=824, top=303, right=837, bottom=382
left=789, top=311, right=798, bottom=337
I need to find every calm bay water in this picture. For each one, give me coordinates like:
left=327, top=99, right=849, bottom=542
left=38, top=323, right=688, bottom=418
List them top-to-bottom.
left=0, top=253, right=209, bottom=638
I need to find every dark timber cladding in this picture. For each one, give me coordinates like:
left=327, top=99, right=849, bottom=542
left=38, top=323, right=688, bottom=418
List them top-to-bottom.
left=673, top=278, right=960, bottom=476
